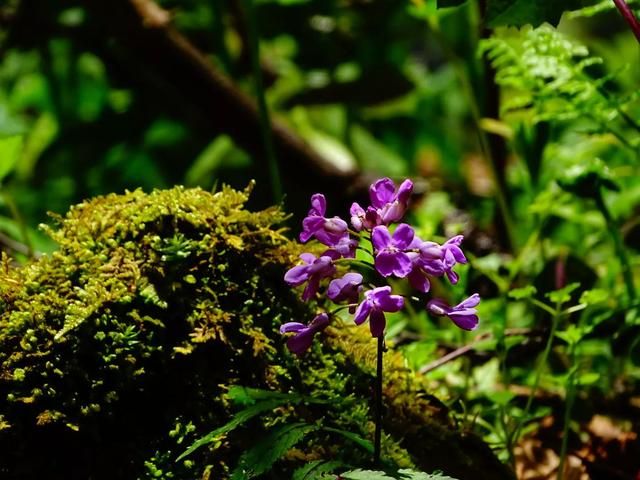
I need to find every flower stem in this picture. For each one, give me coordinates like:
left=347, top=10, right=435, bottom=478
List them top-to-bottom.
left=241, top=0, right=282, bottom=203
left=613, top=0, right=640, bottom=44
left=594, top=188, right=636, bottom=300
left=373, top=335, right=384, bottom=465
left=557, top=345, right=577, bottom=480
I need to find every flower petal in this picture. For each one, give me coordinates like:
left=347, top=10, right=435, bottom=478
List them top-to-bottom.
left=369, top=178, right=395, bottom=208
left=396, top=179, right=413, bottom=204
left=309, top=194, right=326, bottom=216
left=392, top=224, right=414, bottom=249
left=371, top=226, right=392, bottom=251
left=374, top=251, right=398, bottom=277
left=391, top=252, right=413, bottom=278
left=284, top=265, right=309, bottom=286
left=408, top=268, right=430, bottom=293
left=377, top=293, right=404, bottom=313
left=456, top=293, right=480, bottom=309
left=427, top=298, right=451, bottom=316
left=354, top=299, right=372, bottom=325
left=369, top=309, right=386, bottom=337
left=448, top=312, right=479, bottom=331
left=280, top=322, right=306, bottom=334
left=287, top=330, right=315, bottom=355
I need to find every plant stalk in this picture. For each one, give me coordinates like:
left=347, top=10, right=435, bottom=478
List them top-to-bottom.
left=241, top=0, right=282, bottom=203
left=613, top=0, right=640, bottom=44
left=594, top=188, right=636, bottom=300
left=374, top=335, right=384, bottom=465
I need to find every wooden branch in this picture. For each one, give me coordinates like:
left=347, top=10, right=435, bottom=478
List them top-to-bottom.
left=83, top=0, right=363, bottom=201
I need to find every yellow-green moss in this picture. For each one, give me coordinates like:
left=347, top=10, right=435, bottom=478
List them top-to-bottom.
left=0, top=185, right=512, bottom=480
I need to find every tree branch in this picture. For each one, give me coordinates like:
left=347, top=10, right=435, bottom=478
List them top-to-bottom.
left=83, top=0, right=364, bottom=203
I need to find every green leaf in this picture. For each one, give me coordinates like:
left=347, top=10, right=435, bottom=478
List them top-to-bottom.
left=486, top=0, right=583, bottom=27
left=0, top=135, right=23, bottom=184
left=546, top=282, right=580, bottom=305
left=508, top=285, right=537, bottom=300
left=579, top=289, right=609, bottom=306
left=226, top=386, right=303, bottom=407
left=176, top=398, right=287, bottom=461
left=232, top=423, right=317, bottom=479
left=322, top=427, right=374, bottom=454
left=292, top=460, right=344, bottom=480
left=340, top=470, right=396, bottom=480
left=398, top=470, right=458, bottom=480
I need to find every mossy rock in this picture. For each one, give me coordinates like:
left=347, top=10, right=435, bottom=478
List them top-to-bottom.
left=0, top=184, right=513, bottom=480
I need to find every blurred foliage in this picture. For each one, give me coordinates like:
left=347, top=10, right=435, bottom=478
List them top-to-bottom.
left=1, top=0, right=640, bottom=477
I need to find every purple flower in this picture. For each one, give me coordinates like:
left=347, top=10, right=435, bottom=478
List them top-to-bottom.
left=369, top=178, right=413, bottom=224
left=300, top=194, right=349, bottom=246
left=350, top=203, right=380, bottom=232
left=371, top=224, right=415, bottom=278
left=324, top=235, right=358, bottom=259
left=441, top=235, right=467, bottom=284
left=406, top=238, right=444, bottom=293
left=284, top=253, right=336, bottom=301
left=327, top=273, right=363, bottom=312
left=354, top=286, right=404, bottom=337
left=427, top=294, right=480, bottom=331
left=280, top=313, right=330, bottom=355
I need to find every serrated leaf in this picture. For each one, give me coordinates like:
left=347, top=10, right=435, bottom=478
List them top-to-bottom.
left=0, top=135, right=23, bottom=184
left=508, top=285, right=537, bottom=300
left=579, top=288, right=608, bottom=306
left=177, top=398, right=288, bottom=461
left=232, top=423, right=317, bottom=479
left=322, top=427, right=374, bottom=454
left=292, top=460, right=344, bottom=480
left=341, top=470, right=396, bottom=480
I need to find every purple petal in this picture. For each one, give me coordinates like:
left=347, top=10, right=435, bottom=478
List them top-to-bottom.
left=369, top=178, right=396, bottom=208
left=396, top=179, right=413, bottom=204
left=309, top=194, right=326, bottom=216
left=379, top=201, right=404, bottom=224
left=300, top=216, right=325, bottom=243
left=392, top=224, right=415, bottom=249
left=371, top=226, right=392, bottom=251
left=419, top=241, right=442, bottom=260
left=375, top=251, right=399, bottom=277
left=393, top=252, right=413, bottom=277
left=299, top=253, right=316, bottom=264
left=284, top=265, right=309, bottom=286
left=408, top=268, right=431, bottom=293
left=446, top=269, right=459, bottom=285
left=301, top=276, right=320, bottom=302
left=377, top=293, right=404, bottom=313
left=456, top=293, right=480, bottom=309
left=427, top=298, right=452, bottom=316
left=354, top=299, right=372, bottom=325
left=369, top=308, right=386, bottom=337
left=309, top=312, right=330, bottom=332
left=448, top=312, right=479, bottom=331
left=280, top=322, right=306, bottom=334
left=287, top=330, right=315, bottom=355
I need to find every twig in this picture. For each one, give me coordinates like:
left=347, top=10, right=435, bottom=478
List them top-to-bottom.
left=83, top=0, right=362, bottom=202
left=613, top=0, right=640, bottom=44
left=419, top=328, right=532, bottom=375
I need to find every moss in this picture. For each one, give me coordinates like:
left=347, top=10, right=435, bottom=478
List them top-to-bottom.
left=0, top=184, right=512, bottom=480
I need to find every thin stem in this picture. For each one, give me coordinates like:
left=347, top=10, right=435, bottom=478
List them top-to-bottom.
left=241, top=0, right=282, bottom=203
left=613, top=0, right=640, bottom=44
left=594, top=188, right=636, bottom=300
left=334, top=258, right=376, bottom=270
left=512, top=305, right=561, bottom=444
left=373, top=335, right=384, bottom=466
left=557, top=345, right=577, bottom=480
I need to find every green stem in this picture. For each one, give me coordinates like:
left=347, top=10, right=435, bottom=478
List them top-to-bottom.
left=211, top=0, right=234, bottom=75
left=241, top=0, right=282, bottom=203
left=594, top=188, right=636, bottom=300
left=512, top=304, right=561, bottom=444
left=373, top=335, right=384, bottom=466
left=557, top=345, right=577, bottom=480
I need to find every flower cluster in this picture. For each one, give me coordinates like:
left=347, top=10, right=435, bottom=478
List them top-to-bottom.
left=280, top=178, right=479, bottom=355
